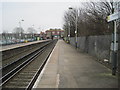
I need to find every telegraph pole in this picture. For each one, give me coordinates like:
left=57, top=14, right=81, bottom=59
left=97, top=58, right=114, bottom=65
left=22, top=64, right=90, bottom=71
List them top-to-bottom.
left=109, top=1, right=119, bottom=75
left=112, top=2, right=119, bottom=75
left=112, top=20, right=118, bottom=75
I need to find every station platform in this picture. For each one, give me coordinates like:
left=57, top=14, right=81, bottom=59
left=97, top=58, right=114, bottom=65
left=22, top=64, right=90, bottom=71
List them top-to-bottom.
left=0, top=40, right=50, bottom=51
left=33, top=40, right=118, bottom=88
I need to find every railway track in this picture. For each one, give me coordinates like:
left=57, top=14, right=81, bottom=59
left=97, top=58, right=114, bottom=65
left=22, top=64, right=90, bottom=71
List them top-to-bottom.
left=1, top=40, right=57, bottom=89
left=2, top=41, right=50, bottom=68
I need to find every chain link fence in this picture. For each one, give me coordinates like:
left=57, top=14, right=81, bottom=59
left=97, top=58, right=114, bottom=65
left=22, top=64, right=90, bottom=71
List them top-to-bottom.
left=70, top=35, right=120, bottom=63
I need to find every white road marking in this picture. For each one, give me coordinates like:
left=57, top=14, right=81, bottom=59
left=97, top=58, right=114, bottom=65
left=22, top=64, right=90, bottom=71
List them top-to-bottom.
left=56, top=74, right=60, bottom=88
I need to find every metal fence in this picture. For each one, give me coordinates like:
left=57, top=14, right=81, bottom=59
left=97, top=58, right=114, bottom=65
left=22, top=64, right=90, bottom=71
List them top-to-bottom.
left=70, top=35, right=120, bottom=63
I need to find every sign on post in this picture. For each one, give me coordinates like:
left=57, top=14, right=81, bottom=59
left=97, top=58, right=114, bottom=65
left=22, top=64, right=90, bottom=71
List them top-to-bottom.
left=107, top=1, right=120, bottom=22
left=109, top=1, right=120, bottom=75
left=107, top=12, right=120, bottom=22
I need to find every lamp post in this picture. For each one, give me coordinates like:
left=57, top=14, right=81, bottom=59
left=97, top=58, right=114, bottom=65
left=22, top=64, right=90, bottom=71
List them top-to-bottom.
left=68, top=7, right=73, bottom=43
left=69, top=7, right=78, bottom=47
left=75, top=9, right=78, bottom=48
left=19, top=19, right=24, bottom=42
left=68, top=21, right=70, bottom=43
left=32, top=25, right=35, bottom=41
left=38, top=27, right=41, bottom=40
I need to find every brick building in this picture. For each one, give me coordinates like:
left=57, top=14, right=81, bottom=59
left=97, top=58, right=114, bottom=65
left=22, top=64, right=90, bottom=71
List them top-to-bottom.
left=45, top=29, right=64, bottom=39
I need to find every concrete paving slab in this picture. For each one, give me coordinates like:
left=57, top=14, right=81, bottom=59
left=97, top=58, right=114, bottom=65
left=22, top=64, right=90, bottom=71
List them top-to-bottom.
left=34, top=40, right=118, bottom=88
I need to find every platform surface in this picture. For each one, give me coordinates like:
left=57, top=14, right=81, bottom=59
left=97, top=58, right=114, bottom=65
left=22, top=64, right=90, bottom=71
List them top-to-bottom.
left=0, top=40, right=50, bottom=51
left=33, top=40, right=118, bottom=88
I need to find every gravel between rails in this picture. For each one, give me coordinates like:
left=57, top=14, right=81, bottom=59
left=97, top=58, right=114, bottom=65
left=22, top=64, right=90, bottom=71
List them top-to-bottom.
left=2, top=40, right=57, bottom=89
left=2, top=41, right=50, bottom=67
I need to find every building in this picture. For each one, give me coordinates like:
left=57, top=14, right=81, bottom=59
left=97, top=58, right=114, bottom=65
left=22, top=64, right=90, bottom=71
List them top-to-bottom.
left=45, top=29, right=64, bottom=39
left=40, top=31, right=46, bottom=40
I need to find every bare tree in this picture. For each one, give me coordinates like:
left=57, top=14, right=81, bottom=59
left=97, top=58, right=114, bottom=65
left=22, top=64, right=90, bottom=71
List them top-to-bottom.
left=63, top=1, right=119, bottom=36
left=82, top=1, right=113, bottom=35
left=13, top=27, right=24, bottom=39
left=27, top=27, right=37, bottom=39
left=27, top=27, right=37, bottom=34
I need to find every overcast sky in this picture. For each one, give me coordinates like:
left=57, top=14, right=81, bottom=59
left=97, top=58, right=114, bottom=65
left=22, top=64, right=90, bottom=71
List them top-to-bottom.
left=1, top=0, right=111, bottom=33
left=0, top=1, right=85, bottom=33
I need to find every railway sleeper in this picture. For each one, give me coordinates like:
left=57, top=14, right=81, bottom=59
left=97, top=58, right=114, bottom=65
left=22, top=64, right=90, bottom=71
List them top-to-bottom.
left=18, top=72, right=35, bottom=75
left=15, top=75, right=33, bottom=79
left=11, top=78, right=32, bottom=82
left=9, top=81, right=30, bottom=84
left=4, top=83, right=29, bottom=88
left=4, top=85, right=26, bottom=88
